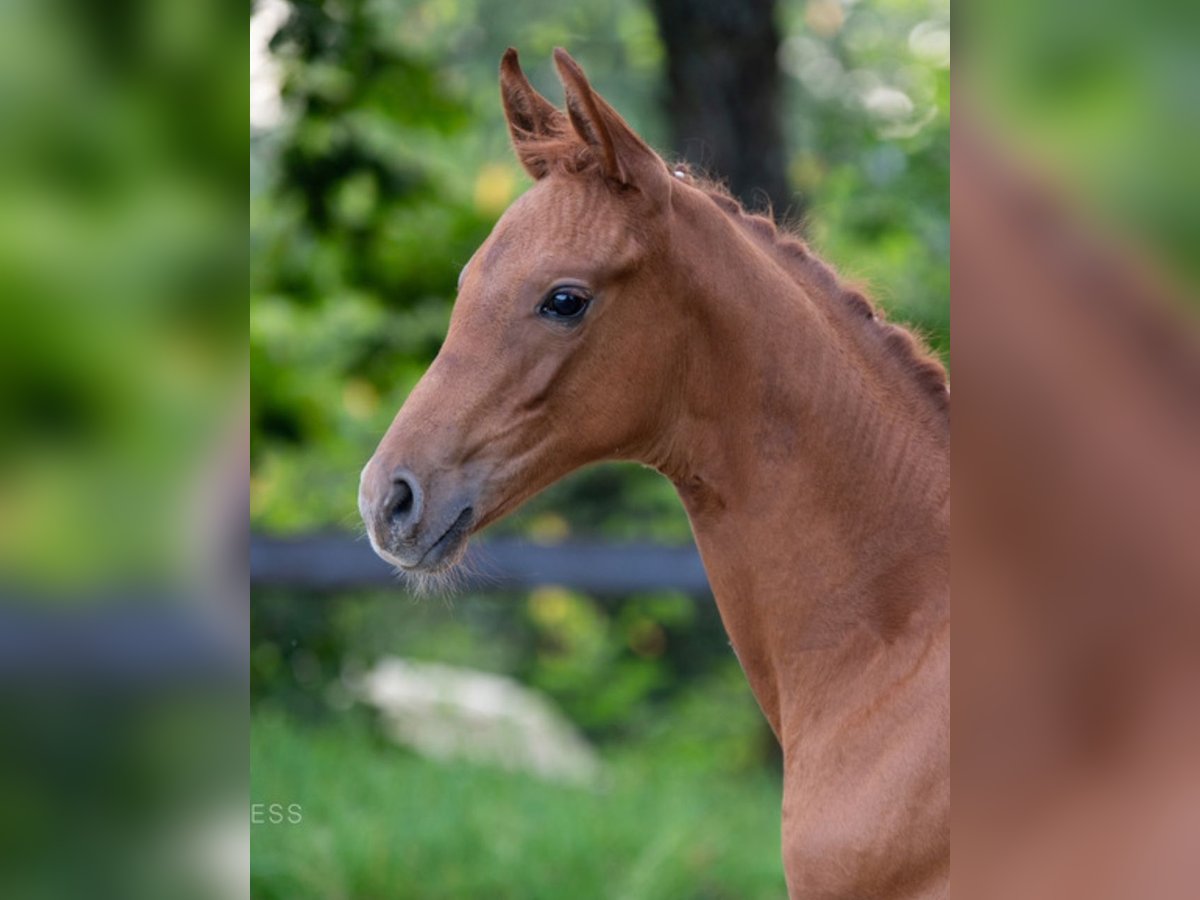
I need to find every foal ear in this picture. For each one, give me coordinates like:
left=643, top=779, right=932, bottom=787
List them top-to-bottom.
left=500, top=48, right=566, bottom=180
left=552, top=48, right=670, bottom=202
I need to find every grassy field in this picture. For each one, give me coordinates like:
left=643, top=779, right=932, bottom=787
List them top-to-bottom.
left=252, top=711, right=786, bottom=899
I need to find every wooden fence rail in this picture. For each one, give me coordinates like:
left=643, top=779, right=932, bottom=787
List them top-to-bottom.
left=0, top=536, right=713, bottom=682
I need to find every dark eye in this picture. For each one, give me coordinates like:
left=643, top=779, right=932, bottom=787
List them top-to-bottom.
left=539, top=288, right=590, bottom=321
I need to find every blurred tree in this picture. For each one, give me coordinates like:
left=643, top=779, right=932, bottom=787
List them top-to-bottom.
left=650, top=0, right=795, bottom=216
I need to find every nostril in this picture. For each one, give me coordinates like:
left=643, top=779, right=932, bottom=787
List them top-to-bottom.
left=385, top=469, right=422, bottom=532
left=388, top=478, right=414, bottom=523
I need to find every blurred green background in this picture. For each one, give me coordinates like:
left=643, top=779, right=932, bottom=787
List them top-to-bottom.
left=250, top=0, right=947, bottom=896
left=0, top=3, right=247, bottom=899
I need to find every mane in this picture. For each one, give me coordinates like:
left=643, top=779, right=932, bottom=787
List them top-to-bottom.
left=509, top=128, right=607, bottom=180
left=514, top=133, right=949, bottom=420
left=681, top=168, right=950, bottom=422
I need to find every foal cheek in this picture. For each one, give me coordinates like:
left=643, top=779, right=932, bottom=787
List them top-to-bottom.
left=510, top=347, right=578, bottom=415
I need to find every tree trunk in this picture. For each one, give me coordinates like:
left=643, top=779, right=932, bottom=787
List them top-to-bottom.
left=650, top=0, right=797, bottom=219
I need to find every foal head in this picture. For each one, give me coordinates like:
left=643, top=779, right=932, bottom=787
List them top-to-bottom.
left=360, top=49, right=682, bottom=574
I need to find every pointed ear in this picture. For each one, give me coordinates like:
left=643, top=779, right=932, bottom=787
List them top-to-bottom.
left=500, top=48, right=566, bottom=180
left=552, top=48, right=670, bottom=203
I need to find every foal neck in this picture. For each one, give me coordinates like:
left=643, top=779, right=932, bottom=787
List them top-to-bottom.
left=653, top=187, right=950, bottom=738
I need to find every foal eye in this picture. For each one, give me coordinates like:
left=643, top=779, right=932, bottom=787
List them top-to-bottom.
left=539, top=288, right=590, bottom=321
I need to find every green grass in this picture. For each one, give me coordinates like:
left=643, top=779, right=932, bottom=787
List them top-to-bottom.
left=252, top=712, right=786, bottom=899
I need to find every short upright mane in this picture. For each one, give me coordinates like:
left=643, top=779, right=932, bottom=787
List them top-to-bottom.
left=508, top=128, right=599, bottom=179
left=682, top=169, right=950, bottom=422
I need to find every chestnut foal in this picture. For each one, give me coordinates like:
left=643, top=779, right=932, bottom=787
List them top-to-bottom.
left=360, top=49, right=949, bottom=898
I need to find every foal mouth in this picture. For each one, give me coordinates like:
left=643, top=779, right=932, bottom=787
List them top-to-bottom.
left=408, top=506, right=474, bottom=571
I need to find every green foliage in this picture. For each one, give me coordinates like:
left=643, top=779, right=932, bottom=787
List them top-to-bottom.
left=0, top=0, right=244, bottom=587
left=779, top=2, right=951, bottom=353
